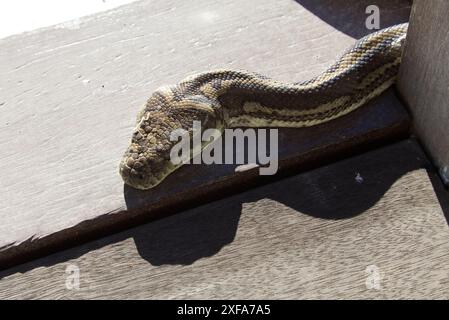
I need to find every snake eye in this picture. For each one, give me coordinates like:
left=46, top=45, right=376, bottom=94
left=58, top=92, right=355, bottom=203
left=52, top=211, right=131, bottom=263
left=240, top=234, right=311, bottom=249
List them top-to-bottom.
left=128, top=166, right=146, bottom=183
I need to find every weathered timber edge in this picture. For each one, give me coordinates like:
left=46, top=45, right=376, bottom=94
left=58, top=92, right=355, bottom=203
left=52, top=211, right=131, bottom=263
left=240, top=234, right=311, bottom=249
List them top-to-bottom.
left=397, top=0, right=449, bottom=185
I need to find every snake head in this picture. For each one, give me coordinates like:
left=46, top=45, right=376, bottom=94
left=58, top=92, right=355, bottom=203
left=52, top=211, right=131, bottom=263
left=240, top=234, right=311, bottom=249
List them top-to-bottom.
left=119, top=88, right=223, bottom=190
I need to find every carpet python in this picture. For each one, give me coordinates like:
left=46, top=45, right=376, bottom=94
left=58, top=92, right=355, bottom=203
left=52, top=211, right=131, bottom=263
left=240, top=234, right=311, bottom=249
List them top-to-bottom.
left=120, top=23, right=408, bottom=190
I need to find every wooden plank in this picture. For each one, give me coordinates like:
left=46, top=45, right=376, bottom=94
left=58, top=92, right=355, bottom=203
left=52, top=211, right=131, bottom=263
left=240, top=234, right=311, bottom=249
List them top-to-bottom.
left=0, top=0, right=411, bottom=269
left=397, top=0, right=449, bottom=185
left=1, top=140, right=449, bottom=299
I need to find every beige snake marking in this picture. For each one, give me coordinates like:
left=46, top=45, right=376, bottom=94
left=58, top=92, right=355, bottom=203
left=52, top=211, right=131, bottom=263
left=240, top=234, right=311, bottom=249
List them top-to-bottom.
left=120, top=23, right=408, bottom=190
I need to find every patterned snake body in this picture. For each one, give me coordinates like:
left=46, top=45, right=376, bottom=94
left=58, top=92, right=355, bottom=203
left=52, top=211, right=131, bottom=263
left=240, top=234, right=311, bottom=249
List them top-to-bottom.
left=120, top=23, right=408, bottom=190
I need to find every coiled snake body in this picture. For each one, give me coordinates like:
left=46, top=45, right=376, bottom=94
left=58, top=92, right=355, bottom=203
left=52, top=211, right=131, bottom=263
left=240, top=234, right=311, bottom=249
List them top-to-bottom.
left=120, top=23, right=408, bottom=190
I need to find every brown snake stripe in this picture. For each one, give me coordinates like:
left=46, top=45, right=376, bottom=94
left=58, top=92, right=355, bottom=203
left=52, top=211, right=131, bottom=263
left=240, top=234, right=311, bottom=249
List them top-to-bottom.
left=120, top=23, right=408, bottom=190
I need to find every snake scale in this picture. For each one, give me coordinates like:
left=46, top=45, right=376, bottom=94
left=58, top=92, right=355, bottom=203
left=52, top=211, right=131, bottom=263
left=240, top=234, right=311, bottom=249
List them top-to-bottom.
left=120, top=23, right=408, bottom=190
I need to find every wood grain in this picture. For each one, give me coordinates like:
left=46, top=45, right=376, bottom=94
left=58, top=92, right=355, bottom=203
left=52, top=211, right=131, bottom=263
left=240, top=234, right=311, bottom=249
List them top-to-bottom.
left=0, top=0, right=411, bottom=269
left=397, top=0, right=449, bottom=185
left=1, top=140, right=449, bottom=299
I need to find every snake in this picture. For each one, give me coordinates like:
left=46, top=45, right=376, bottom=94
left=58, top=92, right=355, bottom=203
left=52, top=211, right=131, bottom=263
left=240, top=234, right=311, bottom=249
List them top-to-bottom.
left=119, top=23, right=408, bottom=190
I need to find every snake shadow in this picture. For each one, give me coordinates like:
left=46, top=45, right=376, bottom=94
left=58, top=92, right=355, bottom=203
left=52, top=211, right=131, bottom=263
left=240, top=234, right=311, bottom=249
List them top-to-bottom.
left=294, top=0, right=411, bottom=39
left=131, top=140, right=439, bottom=266
left=2, top=141, right=446, bottom=279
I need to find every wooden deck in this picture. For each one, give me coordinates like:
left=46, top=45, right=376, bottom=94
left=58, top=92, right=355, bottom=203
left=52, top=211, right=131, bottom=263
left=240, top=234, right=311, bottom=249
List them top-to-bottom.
left=0, top=0, right=411, bottom=269
left=2, top=0, right=449, bottom=299
left=1, top=140, right=449, bottom=299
